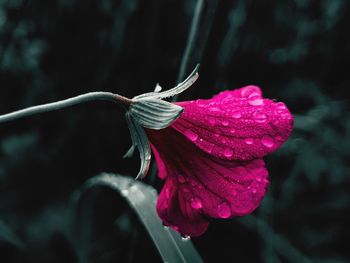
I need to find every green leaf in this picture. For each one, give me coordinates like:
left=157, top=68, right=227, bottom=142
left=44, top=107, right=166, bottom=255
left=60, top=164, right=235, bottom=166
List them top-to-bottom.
left=73, top=173, right=203, bottom=263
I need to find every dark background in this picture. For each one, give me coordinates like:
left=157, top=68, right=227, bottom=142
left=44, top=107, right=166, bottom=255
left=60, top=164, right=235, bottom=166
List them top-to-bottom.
left=0, top=0, right=349, bottom=262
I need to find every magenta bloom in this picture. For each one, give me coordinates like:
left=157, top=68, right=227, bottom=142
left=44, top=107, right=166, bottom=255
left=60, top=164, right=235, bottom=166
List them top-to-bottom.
left=146, top=85, right=293, bottom=237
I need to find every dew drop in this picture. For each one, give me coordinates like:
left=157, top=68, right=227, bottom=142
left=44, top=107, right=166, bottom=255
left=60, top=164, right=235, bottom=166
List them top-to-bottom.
left=241, top=86, right=260, bottom=98
left=248, top=92, right=261, bottom=100
left=196, top=99, right=206, bottom=107
left=249, top=99, right=264, bottom=106
left=276, top=102, right=286, bottom=110
left=209, top=107, right=220, bottom=113
left=232, top=111, right=241, bottom=118
left=253, top=111, right=267, bottom=123
left=222, top=120, right=229, bottom=126
left=230, top=128, right=236, bottom=134
left=184, top=129, right=198, bottom=141
left=214, top=133, right=220, bottom=138
left=261, top=136, right=274, bottom=148
left=244, top=138, right=254, bottom=145
left=207, top=143, right=214, bottom=153
left=224, top=147, right=233, bottom=157
left=178, top=175, right=186, bottom=183
left=256, top=177, right=262, bottom=182
left=130, top=184, right=138, bottom=192
left=252, top=188, right=257, bottom=194
left=121, top=189, right=129, bottom=196
left=190, top=197, right=203, bottom=209
left=218, top=202, right=232, bottom=218
left=182, top=235, right=191, bottom=241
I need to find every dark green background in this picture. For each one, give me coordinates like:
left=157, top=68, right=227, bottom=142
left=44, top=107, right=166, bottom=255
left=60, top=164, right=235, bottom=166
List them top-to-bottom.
left=0, top=0, right=349, bottom=262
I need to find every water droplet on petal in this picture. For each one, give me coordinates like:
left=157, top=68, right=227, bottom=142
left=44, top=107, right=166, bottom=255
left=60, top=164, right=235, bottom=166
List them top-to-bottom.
left=241, top=86, right=260, bottom=98
left=248, top=92, right=261, bottom=99
left=196, top=99, right=206, bottom=107
left=249, top=99, right=264, bottom=106
left=276, top=102, right=286, bottom=110
left=209, top=107, right=220, bottom=113
left=232, top=111, right=241, bottom=118
left=253, top=111, right=267, bottom=123
left=222, top=120, right=229, bottom=126
left=230, top=128, right=236, bottom=134
left=184, top=129, right=198, bottom=141
left=214, top=133, right=220, bottom=137
left=261, top=136, right=274, bottom=148
left=245, top=138, right=254, bottom=145
left=207, top=143, right=214, bottom=153
left=224, top=147, right=233, bottom=157
left=178, top=175, right=186, bottom=183
left=256, top=177, right=262, bottom=182
left=252, top=188, right=257, bottom=194
left=190, top=197, right=203, bottom=209
left=218, top=202, right=232, bottom=218
left=182, top=235, right=191, bottom=241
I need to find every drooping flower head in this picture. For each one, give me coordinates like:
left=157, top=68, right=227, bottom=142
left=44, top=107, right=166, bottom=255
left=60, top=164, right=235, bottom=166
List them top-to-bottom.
left=126, top=67, right=293, bottom=237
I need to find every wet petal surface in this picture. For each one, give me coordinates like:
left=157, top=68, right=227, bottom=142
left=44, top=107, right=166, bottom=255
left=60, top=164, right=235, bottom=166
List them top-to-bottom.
left=173, top=85, right=293, bottom=161
left=148, top=127, right=269, bottom=236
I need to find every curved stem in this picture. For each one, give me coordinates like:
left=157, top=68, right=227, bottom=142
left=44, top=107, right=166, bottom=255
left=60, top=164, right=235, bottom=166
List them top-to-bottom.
left=0, top=92, right=131, bottom=123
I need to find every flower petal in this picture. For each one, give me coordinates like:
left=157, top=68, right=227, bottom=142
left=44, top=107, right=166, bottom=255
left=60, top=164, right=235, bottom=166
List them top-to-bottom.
left=172, top=85, right=293, bottom=161
left=212, top=85, right=263, bottom=101
left=147, top=127, right=269, bottom=236
left=156, top=176, right=209, bottom=237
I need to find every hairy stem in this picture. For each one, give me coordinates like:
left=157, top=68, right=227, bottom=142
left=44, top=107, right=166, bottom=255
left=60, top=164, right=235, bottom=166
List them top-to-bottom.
left=0, top=92, right=131, bottom=123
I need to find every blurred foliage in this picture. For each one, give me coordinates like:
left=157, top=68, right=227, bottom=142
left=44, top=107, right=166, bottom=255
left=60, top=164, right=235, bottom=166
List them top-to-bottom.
left=0, top=0, right=349, bottom=262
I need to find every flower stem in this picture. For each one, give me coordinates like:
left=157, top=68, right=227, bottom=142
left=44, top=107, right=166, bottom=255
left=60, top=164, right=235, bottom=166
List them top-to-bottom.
left=0, top=92, right=131, bottom=123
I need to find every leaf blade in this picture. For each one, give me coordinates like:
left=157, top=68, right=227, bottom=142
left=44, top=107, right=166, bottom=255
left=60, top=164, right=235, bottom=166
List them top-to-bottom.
left=74, top=173, right=203, bottom=263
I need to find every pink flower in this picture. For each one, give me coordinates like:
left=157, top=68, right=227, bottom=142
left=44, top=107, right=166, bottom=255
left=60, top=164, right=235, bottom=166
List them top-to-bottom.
left=145, top=85, right=293, bottom=237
